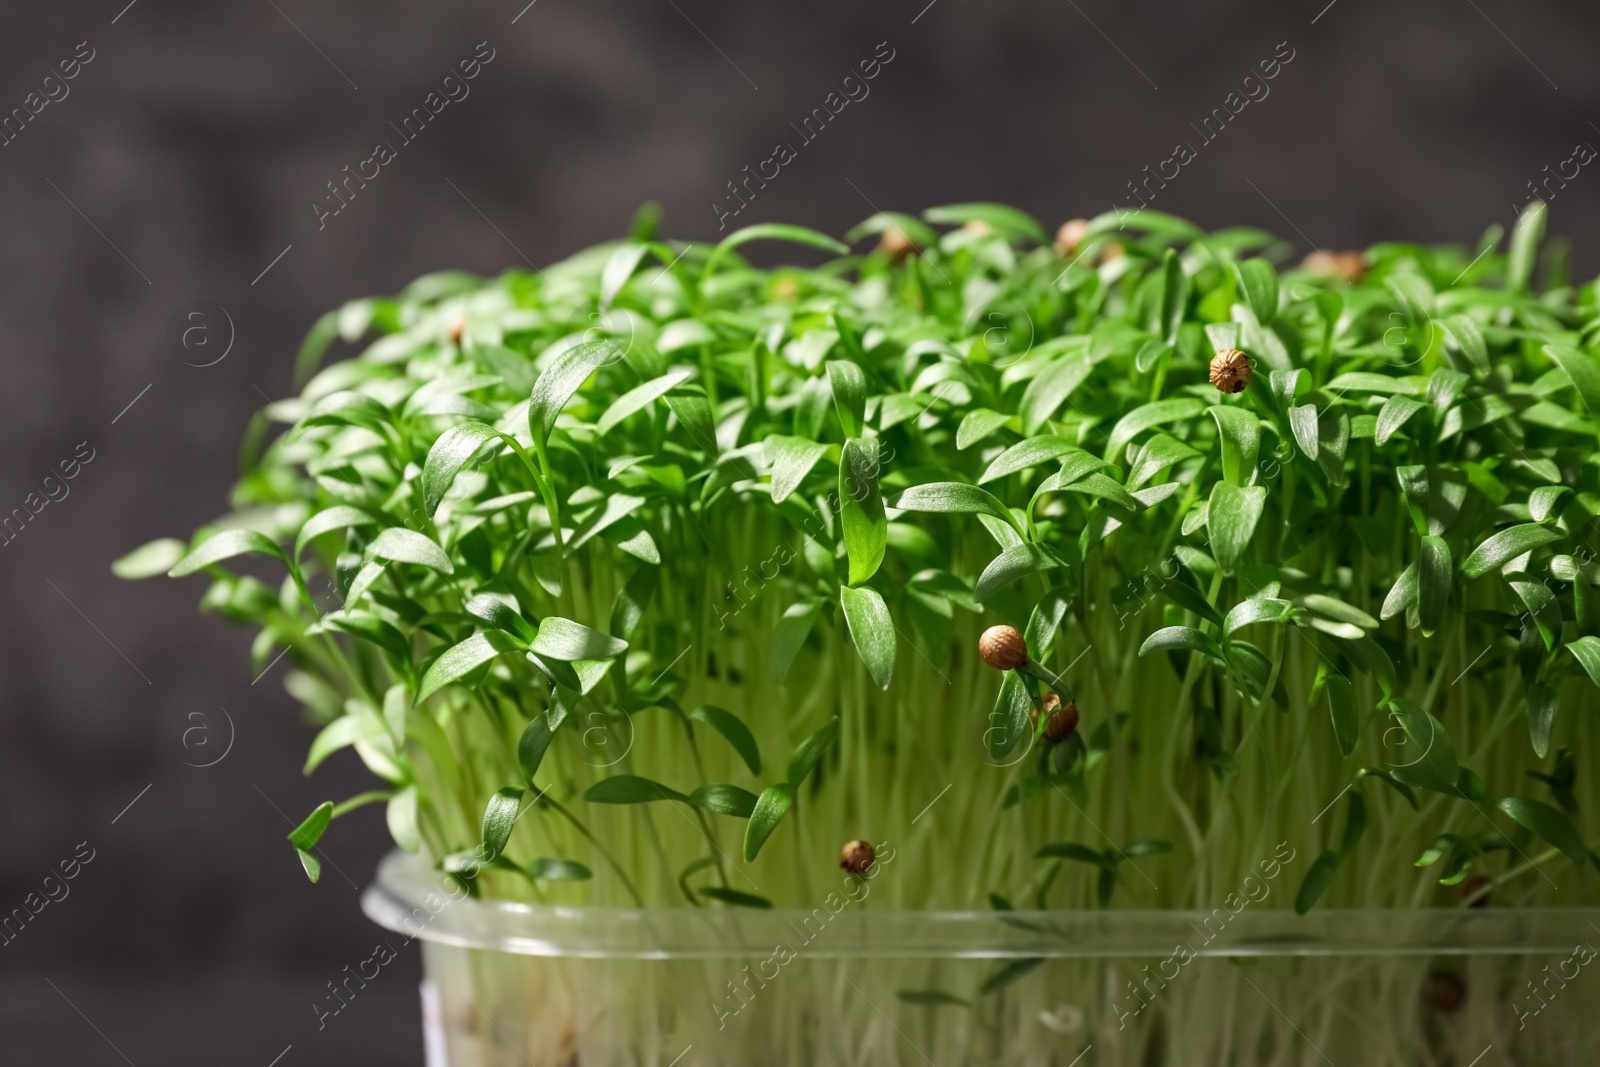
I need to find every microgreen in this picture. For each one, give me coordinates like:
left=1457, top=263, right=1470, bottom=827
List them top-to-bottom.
left=119, top=202, right=1600, bottom=923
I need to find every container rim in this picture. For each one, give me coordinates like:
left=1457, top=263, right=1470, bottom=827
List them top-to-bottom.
left=361, top=851, right=1600, bottom=960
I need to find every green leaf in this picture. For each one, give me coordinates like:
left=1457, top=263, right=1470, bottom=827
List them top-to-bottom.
left=1506, top=199, right=1545, bottom=293
left=924, top=202, right=1048, bottom=244
left=703, top=223, right=848, bottom=281
left=599, top=241, right=650, bottom=309
left=1159, top=248, right=1187, bottom=342
left=1233, top=259, right=1278, bottom=326
left=295, top=309, right=340, bottom=386
left=1441, top=315, right=1489, bottom=373
left=528, top=340, right=622, bottom=444
left=1542, top=343, right=1600, bottom=418
left=1019, top=352, right=1092, bottom=433
left=826, top=360, right=868, bottom=439
left=597, top=367, right=695, bottom=435
left=664, top=386, right=719, bottom=455
left=302, top=390, right=391, bottom=434
left=1374, top=394, right=1425, bottom=446
left=1105, top=398, right=1206, bottom=464
left=1289, top=403, right=1319, bottom=461
left=1209, top=406, right=1260, bottom=486
left=957, top=408, right=1011, bottom=450
left=422, top=421, right=504, bottom=516
left=1127, top=434, right=1200, bottom=491
left=765, top=436, right=830, bottom=503
left=978, top=436, right=1079, bottom=485
left=839, top=437, right=887, bottom=585
left=1060, top=472, right=1141, bottom=512
left=891, top=481, right=1023, bottom=536
left=1207, top=482, right=1267, bottom=574
left=295, top=506, right=382, bottom=559
left=1461, top=524, right=1561, bottom=579
left=169, top=528, right=289, bottom=577
left=368, top=528, right=454, bottom=574
left=1417, top=537, right=1451, bottom=635
left=112, top=538, right=188, bottom=579
left=975, top=543, right=1069, bottom=604
left=1154, top=571, right=1222, bottom=627
left=839, top=585, right=894, bottom=687
left=1025, top=588, right=1071, bottom=661
left=465, top=594, right=538, bottom=645
left=1301, top=595, right=1378, bottom=631
left=1224, top=597, right=1292, bottom=634
left=769, top=600, right=821, bottom=684
left=322, top=611, right=412, bottom=667
left=532, top=617, right=628, bottom=661
left=1139, top=626, right=1224, bottom=661
left=417, top=631, right=518, bottom=702
left=1566, top=635, right=1600, bottom=687
left=988, top=670, right=1032, bottom=760
left=1327, top=674, right=1358, bottom=757
left=1527, top=684, right=1557, bottom=759
left=1386, top=698, right=1459, bottom=795
left=690, top=705, right=761, bottom=776
left=303, top=711, right=386, bottom=774
left=518, top=712, right=557, bottom=785
left=787, top=715, right=841, bottom=786
left=584, top=775, right=688, bottom=804
left=689, top=783, right=759, bottom=818
left=743, top=783, right=796, bottom=861
left=387, top=786, right=421, bottom=854
left=481, top=787, right=524, bottom=860
left=1498, top=797, right=1592, bottom=866
left=289, top=801, right=334, bottom=853
left=1121, top=839, right=1176, bottom=858
left=1036, top=841, right=1105, bottom=865
left=1294, top=850, right=1340, bottom=914
left=529, top=858, right=592, bottom=881
left=698, top=887, right=773, bottom=909
left=979, top=957, right=1044, bottom=995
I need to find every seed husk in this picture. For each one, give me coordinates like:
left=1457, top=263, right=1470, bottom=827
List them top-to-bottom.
left=1055, top=218, right=1091, bottom=258
left=879, top=227, right=919, bottom=260
left=1209, top=348, right=1252, bottom=394
left=979, top=625, right=1027, bottom=671
left=1031, top=693, right=1080, bottom=744
left=839, top=839, right=875, bottom=874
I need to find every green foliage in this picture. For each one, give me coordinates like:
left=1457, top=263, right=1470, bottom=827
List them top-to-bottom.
left=120, top=201, right=1600, bottom=915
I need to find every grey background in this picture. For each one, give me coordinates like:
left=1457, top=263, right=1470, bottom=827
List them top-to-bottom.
left=1, top=0, right=1595, bottom=1063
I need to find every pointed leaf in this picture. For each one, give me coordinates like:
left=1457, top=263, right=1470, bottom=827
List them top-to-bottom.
left=529, top=340, right=622, bottom=442
left=839, top=437, right=887, bottom=585
left=839, top=585, right=895, bottom=688
left=690, top=705, right=762, bottom=776
left=743, top=783, right=795, bottom=861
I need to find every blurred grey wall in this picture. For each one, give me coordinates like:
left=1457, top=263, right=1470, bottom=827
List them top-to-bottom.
left=1, top=0, right=1596, bottom=1063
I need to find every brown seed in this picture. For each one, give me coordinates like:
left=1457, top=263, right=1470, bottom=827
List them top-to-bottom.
left=1055, top=218, right=1091, bottom=258
left=962, top=219, right=996, bottom=237
left=879, top=227, right=919, bottom=260
left=1100, top=242, right=1126, bottom=263
left=1301, top=249, right=1370, bottom=284
left=771, top=275, right=801, bottom=301
left=448, top=318, right=465, bottom=347
left=1209, top=348, right=1253, bottom=394
left=978, top=625, right=1028, bottom=671
left=1031, top=693, right=1081, bottom=744
left=840, top=839, right=876, bottom=874
left=1461, top=874, right=1491, bottom=908
left=1424, top=971, right=1466, bottom=1013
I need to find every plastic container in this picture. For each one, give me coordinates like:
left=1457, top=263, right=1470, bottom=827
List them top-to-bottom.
left=364, top=850, right=1600, bottom=1066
